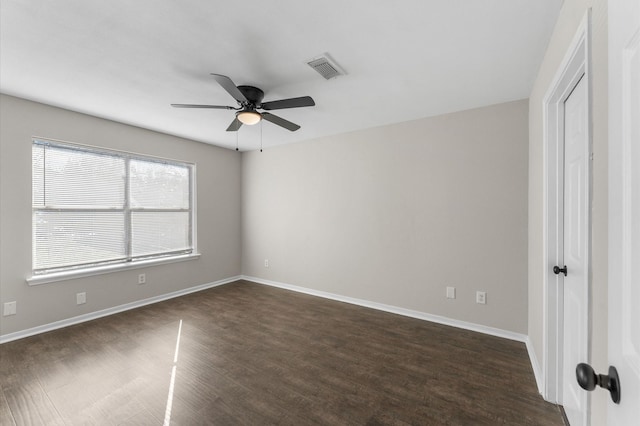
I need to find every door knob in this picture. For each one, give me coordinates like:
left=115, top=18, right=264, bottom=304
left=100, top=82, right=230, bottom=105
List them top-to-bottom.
left=553, top=265, right=567, bottom=276
left=576, top=363, right=621, bottom=404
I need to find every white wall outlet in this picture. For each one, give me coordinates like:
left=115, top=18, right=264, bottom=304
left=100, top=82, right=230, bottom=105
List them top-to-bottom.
left=264, top=259, right=269, bottom=268
left=138, top=273, right=146, bottom=284
left=446, top=286, right=456, bottom=299
left=476, top=291, right=487, bottom=304
left=76, top=292, right=86, bottom=305
left=3, top=301, right=17, bottom=316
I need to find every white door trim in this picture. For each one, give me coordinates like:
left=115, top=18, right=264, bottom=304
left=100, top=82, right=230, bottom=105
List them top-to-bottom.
left=541, top=10, right=592, bottom=404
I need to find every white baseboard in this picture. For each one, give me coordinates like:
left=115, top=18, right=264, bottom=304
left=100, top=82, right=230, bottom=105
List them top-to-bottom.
left=2, top=274, right=543, bottom=395
left=0, top=275, right=241, bottom=344
left=241, top=275, right=528, bottom=343
left=525, top=336, right=544, bottom=395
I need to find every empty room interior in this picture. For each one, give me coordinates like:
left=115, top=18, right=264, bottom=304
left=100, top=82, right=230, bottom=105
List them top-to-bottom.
left=2, top=0, right=637, bottom=425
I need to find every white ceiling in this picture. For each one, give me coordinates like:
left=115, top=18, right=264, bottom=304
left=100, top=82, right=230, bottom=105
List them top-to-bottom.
left=0, top=0, right=561, bottom=151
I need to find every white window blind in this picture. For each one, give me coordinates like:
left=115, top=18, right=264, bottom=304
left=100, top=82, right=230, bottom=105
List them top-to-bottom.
left=32, top=139, right=194, bottom=274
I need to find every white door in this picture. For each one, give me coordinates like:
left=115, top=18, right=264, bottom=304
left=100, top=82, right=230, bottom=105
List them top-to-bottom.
left=609, top=0, right=640, bottom=423
left=561, top=75, right=590, bottom=426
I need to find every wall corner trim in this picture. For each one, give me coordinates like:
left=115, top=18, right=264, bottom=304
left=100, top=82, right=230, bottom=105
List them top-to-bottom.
left=0, top=275, right=242, bottom=344
left=242, top=275, right=528, bottom=343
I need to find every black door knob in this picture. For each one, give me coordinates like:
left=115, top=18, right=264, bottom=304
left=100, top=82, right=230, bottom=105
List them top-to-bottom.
left=553, top=265, right=567, bottom=276
left=576, top=363, right=621, bottom=404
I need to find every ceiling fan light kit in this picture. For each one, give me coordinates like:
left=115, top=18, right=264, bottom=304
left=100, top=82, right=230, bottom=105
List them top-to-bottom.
left=171, top=73, right=315, bottom=134
left=236, top=110, right=261, bottom=125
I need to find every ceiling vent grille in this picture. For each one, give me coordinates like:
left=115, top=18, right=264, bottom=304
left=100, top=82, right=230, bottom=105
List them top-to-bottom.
left=306, top=53, right=345, bottom=80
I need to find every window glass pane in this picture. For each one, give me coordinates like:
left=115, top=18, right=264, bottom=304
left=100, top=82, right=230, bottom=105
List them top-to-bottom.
left=43, top=146, right=125, bottom=207
left=130, top=160, right=189, bottom=209
left=34, top=211, right=125, bottom=271
left=131, top=212, right=190, bottom=257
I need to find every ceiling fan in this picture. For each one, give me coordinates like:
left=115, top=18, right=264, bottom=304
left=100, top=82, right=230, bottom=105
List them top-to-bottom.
left=171, top=74, right=315, bottom=132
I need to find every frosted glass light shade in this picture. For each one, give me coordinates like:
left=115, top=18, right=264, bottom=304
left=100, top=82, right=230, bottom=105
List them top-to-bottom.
left=237, top=111, right=262, bottom=125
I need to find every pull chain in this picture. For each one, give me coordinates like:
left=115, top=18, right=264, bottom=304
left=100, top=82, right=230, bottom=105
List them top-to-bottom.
left=260, top=120, right=263, bottom=152
left=235, top=128, right=239, bottom=152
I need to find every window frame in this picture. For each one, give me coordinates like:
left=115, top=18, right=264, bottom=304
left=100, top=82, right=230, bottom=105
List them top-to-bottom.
left=28, top=138, right=198, bottom=285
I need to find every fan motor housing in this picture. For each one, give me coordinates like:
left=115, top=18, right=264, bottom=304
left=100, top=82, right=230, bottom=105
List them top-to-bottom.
left=237, top=85, right=264, bottom=105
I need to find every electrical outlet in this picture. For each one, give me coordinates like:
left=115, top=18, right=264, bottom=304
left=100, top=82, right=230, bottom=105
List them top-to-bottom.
left=264, top=259, right=269, bottom=268
left=138, top=273, right=146, bottom=284
left=446, top=286, right=456, bottom=299
left=476, top=291, right=487, bottom=304
left=76, top=292, right=86, bottom=305
left=3, top=301, right=17, bottom=316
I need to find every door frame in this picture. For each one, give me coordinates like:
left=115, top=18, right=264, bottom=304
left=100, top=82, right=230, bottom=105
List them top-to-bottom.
left=541, top=10, right=592, bottom=405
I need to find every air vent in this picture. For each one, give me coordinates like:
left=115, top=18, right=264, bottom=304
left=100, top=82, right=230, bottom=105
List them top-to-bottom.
left=306, top=53, right=345, bottom=80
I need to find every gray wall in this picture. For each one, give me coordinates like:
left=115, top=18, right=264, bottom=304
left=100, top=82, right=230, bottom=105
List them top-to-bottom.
left=528, top=0, right=608, bottom=423
left=0, top=94, right=242, bottom=336
left=1, top=95, right=529, bottom=340
left=242, top=100, right=529, bottom=334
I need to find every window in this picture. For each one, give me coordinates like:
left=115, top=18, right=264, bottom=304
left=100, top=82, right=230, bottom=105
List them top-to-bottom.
left=32, top=139, right=194, bottom=276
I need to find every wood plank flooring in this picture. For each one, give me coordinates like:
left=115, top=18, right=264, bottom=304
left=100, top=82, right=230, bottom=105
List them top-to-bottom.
left=0, top=280, right=565, bottom=425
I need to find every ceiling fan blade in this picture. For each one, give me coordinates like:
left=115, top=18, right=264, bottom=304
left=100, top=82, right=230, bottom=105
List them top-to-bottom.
left=211, top=74, right=248, bottom=103
left=261, top=96, right=315, bottom=110
left=171, top=104, right=234, bottom=109
left=261, top=112, right=301, bottom=131
left=226, top=117, right=243, bottom=132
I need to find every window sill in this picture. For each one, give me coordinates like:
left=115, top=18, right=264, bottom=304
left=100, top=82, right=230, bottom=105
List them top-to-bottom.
left=26, top=253, right=201, bottom=286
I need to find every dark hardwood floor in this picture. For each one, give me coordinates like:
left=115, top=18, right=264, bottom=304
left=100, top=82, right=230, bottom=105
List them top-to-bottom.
left=0, top=280, right=565, bottom=425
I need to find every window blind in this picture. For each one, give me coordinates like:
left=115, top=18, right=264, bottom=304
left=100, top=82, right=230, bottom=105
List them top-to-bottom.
left=32, top=140, right=194, bottom=274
